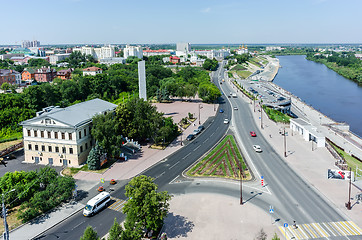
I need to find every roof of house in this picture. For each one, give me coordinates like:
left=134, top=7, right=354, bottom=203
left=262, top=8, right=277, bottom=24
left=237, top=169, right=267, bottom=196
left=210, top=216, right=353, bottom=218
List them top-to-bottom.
left=170, top=56, right=180, bottom=60
left=83, top=66, right=102, bottom=72
left=22, top=68, right=36, bottom=74
left=0, top=69, right=19, bottom=76
left=57, top=69, right=72, bottom=75
left=20, top=98, right=117, bottom=128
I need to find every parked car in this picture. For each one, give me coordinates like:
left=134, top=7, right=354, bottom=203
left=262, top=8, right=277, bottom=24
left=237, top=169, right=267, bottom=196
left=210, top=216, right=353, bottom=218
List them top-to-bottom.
left=233, top=106, right=238, bottom=110
left=219, top=109, right=224, bottom=113
left=224, top=119, right=229, bottom=124
left=198, top=125, right=205, bottom=131
left=193, top=129, right=201, bottom=135
left=250, top=131, right=256, bottom=137
left=186, top=134, right=195, bottom=141
left=253, top=145, right=262, bottom=153
left=4, top=154, right=16, bottom=160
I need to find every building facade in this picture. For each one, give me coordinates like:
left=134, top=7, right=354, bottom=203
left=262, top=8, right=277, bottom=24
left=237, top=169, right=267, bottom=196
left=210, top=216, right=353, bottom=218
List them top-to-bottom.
left=123, top=45, right=143, bottom=59
left=73, top=46, right=115, bottom=61
left=49, top=53, right=71, bottom=65
left=83, top=66, right=102, bottom=76
left=34, top=67, right=57, bottom=82
left=22, top=68, right=36, bottom=80
left=56, top=68, right=73, bottom=80
left=0, top=69, right=21, bottom=85
left=20, top=99, right=117, bottom=167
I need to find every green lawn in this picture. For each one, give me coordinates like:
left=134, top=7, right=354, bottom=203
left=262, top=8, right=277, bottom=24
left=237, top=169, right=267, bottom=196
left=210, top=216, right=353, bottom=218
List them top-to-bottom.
left=232, top=64, right=247, bottom=71
left=236, top=70, right=252, bottom=79
left=263, top=106, right=291, bottom=123
left=331, top=143, right=362, bottom=174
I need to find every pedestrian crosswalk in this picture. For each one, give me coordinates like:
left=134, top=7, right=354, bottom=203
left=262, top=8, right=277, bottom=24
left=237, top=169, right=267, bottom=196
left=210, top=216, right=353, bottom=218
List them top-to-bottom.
left=108, top=197, right=127, bottom=212
left=279, top=221, right=362, bottom=239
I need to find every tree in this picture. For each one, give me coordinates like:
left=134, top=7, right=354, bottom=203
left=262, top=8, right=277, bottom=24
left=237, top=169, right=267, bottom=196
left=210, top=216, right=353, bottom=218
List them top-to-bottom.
left=28, top=58, right=50, bottom=67
left=1, top=82, right=11, bottom=91
left=86, top=142, right=105, bottom=170
left=123, top=175, right=171, bottom=239
left=108, top=218, right=124, bottom=240
left=80, top=226, right=99, bottom=240
left=255, top=228, right=267, bottom=240
left=271, top=233, right=280, bottom=240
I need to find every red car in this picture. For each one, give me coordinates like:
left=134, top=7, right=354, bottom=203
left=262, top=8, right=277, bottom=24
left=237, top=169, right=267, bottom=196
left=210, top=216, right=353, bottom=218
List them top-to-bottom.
left=250, top=131, right=257, bottom=137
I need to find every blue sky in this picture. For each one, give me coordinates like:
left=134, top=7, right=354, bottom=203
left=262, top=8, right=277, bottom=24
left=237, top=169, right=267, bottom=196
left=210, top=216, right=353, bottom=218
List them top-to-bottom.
left=2, top=0, right=361, bottom=45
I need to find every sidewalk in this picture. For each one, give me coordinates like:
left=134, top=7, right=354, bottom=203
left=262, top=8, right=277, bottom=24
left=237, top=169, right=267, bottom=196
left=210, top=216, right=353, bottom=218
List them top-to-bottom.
left=233, top=79, right=362, bottom=226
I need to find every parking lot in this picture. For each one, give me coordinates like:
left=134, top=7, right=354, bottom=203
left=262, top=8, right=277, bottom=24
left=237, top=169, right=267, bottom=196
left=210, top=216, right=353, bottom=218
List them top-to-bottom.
left=0, top=149, right=62, bottom=177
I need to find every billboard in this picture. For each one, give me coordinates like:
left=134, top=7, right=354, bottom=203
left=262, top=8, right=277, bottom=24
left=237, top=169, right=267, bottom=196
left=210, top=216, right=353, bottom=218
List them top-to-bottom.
left=327, top=169, right=354, bottom=180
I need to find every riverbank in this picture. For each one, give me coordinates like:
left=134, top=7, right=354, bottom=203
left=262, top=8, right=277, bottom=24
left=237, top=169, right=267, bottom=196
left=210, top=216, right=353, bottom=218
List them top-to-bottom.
left=248, top=56, right=280, bottom=81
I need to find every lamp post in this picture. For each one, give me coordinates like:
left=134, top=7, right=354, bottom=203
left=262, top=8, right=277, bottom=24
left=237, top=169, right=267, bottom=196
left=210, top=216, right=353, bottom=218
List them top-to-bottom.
left=253, top=98, right=256, bottom=112
left=260, top=102, right=263, bottom=129
left=198, top=104, right=201, bottom=125
left=284, top=127, right=287, bottom=157
left=237, top=165, right=243, bottom=205
left=346, top=167, right=352, bottom=210
left=2, top=189, right=15, bottom=240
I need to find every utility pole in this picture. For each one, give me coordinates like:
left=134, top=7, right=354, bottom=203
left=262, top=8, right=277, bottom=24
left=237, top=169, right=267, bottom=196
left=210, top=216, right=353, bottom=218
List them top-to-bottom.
left=253, top=98, right=256, bottom=112
left=260, top=102, right=263, bottom=129
left=198, top=104, right=201, bottom=125
left=284, top=127, right=287, bottom=157
left=237, top=165, right=243, bottom=205
left=346, top=167, right=352, bottom=210
left=2, top=189, right=15, bottom=240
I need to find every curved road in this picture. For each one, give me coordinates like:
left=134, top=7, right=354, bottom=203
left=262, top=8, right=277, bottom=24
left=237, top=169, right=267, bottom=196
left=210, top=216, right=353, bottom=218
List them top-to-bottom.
left=36, top=62, right=356, bottom=240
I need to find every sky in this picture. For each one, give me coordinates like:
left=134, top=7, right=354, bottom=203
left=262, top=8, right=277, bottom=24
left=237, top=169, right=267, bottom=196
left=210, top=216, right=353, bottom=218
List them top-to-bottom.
left=1, top=0, right=361, bottom=45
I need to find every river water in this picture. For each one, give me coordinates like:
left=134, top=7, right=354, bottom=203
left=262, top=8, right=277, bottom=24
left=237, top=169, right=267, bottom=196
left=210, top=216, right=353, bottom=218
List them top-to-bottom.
left=273, top=55, right=362, bottom=137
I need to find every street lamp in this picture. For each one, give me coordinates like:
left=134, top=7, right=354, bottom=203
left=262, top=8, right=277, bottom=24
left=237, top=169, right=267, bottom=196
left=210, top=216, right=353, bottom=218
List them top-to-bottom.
left=260, top=102, right=263, bottom=129
left=198, top=104, right=201, bottom=125
left=283, top=126, right=287, bottom=157
left=237, top=165, right=243, bottom=205
left=346, top=167, right=352, bottom=210
left=2, top=189, right=15, bottom=240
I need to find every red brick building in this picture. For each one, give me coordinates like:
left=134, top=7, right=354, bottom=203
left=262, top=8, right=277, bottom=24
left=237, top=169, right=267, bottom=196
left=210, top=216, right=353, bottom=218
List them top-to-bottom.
left=34, top=67, right=57, bottom=82
left=22, top=68, right=35, bottom=81
left=56, top=68, right=73, bottom=80
left=0, top=69, right=18, bottom=85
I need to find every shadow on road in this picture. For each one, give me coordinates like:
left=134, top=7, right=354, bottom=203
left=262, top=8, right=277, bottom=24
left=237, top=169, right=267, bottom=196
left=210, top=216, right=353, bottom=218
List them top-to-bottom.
left=243, top=191, right=263, bottom=204
left=163, top=212, right=194, bottom=238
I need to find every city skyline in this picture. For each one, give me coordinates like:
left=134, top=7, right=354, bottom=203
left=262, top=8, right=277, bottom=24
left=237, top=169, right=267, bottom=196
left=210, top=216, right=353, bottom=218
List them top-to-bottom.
left=1, top=0, right=362, bottom=45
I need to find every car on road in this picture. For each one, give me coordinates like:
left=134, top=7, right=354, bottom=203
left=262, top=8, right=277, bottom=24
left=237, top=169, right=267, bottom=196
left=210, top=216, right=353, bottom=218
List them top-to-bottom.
left=233, top=106, right=238, bottom=110
left=219, top=109, right=224, bottom=113
left=224, top=119, right=229, bottom=124
left=198, top=125, right=205, bottom=131
left=193, top=129, right=201, bottom=135
left=250, top=131, right=256, bottom=137
left=186, top=134, right=195, bottom=141
left=253, top=145, right=262, bottom=153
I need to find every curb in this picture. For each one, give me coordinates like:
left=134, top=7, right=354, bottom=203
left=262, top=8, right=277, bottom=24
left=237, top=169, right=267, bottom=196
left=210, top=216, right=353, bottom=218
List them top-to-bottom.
left=30, top=203, right=84, bottom=240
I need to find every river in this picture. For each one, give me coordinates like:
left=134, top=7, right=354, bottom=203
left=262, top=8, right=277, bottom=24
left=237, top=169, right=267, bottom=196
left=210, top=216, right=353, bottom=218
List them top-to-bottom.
left=273, top=55, right=362, bottom=137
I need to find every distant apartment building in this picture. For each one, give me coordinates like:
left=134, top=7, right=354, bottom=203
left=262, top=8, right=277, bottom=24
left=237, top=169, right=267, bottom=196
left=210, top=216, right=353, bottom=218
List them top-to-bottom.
left=22, top=40, right=40, bottom=48
left=176, top=42, right=191, bottom=54
left=123, top=45, right=143, bottom=59
left=73, top=46, right=115, bottom=61
left=266, top=46, right=283, bottom=51
left=29, top=47, right=45, bottom=57
left=143, top=49, right=171, bottom=57
left=194, top=49, right=230, bottom=60
left=0, top=53, right=24, bottom=60
left=49, top=53, right=71, bottom=65
left=99, top=57, right=126, bottom=66
left=83, top=66, right=102, bottom=76
left=34, top=67, right=57, bottom=82
left=56, top=68, right=73, bottom=80
left=0, top=69, right=21, bottom=85
left=20, top=98, right=117, bottom=167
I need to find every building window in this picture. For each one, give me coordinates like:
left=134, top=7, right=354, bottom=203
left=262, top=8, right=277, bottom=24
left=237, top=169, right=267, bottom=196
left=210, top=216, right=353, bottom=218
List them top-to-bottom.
left=84, top=129, right=87, bottom=136
left=27, top=130, right=31, bottom=136
left=34, top=130, right=38, bottom=137
left=41, top=131, right=44, bottom=138
left=47, top=131, right=51, bottom=138
left=79, top=131, right=82, bottom=139
left=55, top=132, right=58, bottom=139
left=61, top=132, right=65, bottom=139
left=68, top=133, right=72, bottom=140
left=85, top=143, right=88, bottom=150
left=28, top=144, right=32, bottom=150
left=35, top=145, right=38, bottom=151
left=41, top=145, right=45, bottom=151
left=48, top=146, right=52, bottom=152
left=80, top=146, right=83, bottom=153
left=62, top=147, right=66, bottom=154
left=69, top=148, right=73, bottom=154
left=69, top=160, right=71, bottom=164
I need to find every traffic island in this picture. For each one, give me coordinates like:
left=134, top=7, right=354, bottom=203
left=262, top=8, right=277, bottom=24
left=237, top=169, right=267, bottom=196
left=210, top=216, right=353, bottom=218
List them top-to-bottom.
left=186, top=135, right=251, bottom=180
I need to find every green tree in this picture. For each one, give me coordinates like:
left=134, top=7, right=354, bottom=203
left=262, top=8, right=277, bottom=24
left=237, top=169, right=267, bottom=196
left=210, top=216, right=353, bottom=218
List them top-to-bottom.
left=28, top=58, right=50, bottom=67
left=1, top=82, right=11, bottom=91
left=86, top=142, right=105, bottom=170
left=123, top=175, right=171, bottom=239
left=108, top=218, right=124, bottom=240
left=80, top=226, right=99, bottom=240
left=271, top=233, right=280, bottom=240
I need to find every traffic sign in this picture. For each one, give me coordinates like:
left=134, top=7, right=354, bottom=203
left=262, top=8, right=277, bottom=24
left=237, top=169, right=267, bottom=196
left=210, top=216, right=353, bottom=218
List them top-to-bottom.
left=261, top=175, right=264, bottom=179
left=269, top=205, right=274, bottom=214
left=284, top=223, right=288, bottom=228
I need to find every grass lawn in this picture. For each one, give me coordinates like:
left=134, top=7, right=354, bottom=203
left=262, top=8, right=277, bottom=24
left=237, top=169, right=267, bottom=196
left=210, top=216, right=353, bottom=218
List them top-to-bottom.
left=232, top=64, right=247, bottom=71
left=236, top=70, right=252, bottom=79
left=263, top=106, right=291, bottom=123
left=0, top=131, right=23, bottom=143
left=187, top=135, right=251, bottom=180
left=0, top=139, right=23, bottom=152
left=331, top=143, right=362, bottom=174
left=63, top=159, right=117, bottom=176
left=0, top=205, right=22, bottom=233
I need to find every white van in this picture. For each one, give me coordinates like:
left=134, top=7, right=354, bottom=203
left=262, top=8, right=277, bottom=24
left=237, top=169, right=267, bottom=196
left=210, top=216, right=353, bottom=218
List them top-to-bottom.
left=83, top=192, right=111, bottom=217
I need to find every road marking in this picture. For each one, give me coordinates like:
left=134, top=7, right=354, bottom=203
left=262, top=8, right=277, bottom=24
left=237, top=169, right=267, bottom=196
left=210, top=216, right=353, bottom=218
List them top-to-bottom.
left=210, top=132, right=215, bottom=137
left=203, top=138, right=209, bottom=144
left=193, top=145, right=201, bottom=152
left=182, top=152, right=191, bottom=159
left=169, top=161, right=179, bottom=169
left=155, top=171, right=165, bottom=179
left=109, top=197, right=127, bottom=212
left=278, top=221, right=362, bottom=239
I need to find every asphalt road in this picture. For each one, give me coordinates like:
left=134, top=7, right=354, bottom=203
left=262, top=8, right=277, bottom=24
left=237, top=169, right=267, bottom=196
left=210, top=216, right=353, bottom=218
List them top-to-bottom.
left=36, top=62, right=356, bottom=240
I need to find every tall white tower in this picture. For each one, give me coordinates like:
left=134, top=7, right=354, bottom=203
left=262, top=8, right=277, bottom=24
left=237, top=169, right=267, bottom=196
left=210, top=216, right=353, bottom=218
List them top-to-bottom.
left=138, top=61, right=147, bottom=100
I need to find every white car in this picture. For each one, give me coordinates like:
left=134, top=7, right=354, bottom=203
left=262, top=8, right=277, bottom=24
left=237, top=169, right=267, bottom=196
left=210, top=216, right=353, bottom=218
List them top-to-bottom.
left=233, top=106, right=238, bottom=110
left=224, top=119, right=229, bottom=124
left=253, top=145, right=262, bottom=153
